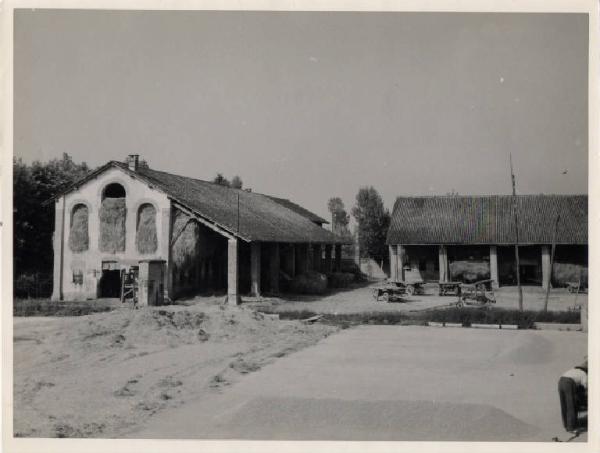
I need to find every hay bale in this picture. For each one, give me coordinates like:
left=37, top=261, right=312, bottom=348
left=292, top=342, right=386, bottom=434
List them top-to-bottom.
left=99, top=198, right=126, bottom=253
left=68, top=204, right=89, bottom=252
left=136, top=204, right=157, bottom=254
left=449, top=261, right=490, bottom=283
left=290, top=271, right=328, bottom=294
left=328, top=272, right=355, bottom=288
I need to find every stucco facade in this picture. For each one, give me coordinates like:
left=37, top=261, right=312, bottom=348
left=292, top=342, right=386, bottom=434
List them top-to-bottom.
left=52, top=167, right=171, bottom=301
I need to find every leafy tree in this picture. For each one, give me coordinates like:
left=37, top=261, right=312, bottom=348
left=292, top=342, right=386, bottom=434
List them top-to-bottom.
left=13, top=154, right=91, bottom=277
left=213, top=173, right=230, bottom=187
left=230, top=175, right=243, bottom=189
left=351, top=186, right=390, bottom=260
left=327, top=197, right=351, bottom=238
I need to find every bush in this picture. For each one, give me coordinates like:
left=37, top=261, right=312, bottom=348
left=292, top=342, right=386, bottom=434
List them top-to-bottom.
left=290, top=272, right=328, bottom=295
left=328, top=272, right=355, bottom=288
left=14, top=299, right=115, bottom=317
left=258, top=307, right=580, bottom=329
left=415, top=307, right=580, bottom=329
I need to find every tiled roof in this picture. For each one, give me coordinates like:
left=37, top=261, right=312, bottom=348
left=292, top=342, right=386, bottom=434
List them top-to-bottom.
left=52, top=161, right=345, bottom=244
left=387, top=195, right=587, bottom=245
left=265, top=196, right=329, bottom=224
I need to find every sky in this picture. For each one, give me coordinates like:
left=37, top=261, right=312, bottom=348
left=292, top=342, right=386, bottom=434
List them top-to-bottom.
left=14, top=10, right=588, bottom=221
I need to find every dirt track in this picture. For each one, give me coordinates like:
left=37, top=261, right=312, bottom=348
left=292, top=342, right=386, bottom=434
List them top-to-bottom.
left=252, top=283, right=587, bottom=314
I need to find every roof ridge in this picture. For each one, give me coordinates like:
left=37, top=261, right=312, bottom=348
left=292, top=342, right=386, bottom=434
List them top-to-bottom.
left=393, top=194, right=587, bottom=199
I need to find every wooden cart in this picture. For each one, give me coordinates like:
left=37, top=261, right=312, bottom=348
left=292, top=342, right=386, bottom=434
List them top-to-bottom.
left=456, top=279, right=496, bottom=308
left=391, top=280, right=426, bottom=295
left=438, top=281, right=462, bottom=296
left=372, top=283, right=408, bottom=302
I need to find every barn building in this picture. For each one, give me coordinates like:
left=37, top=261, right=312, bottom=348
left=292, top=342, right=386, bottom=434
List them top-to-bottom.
left=50, top=155, right=347, bottom=304
left=386, top=195, right=588, bottom=288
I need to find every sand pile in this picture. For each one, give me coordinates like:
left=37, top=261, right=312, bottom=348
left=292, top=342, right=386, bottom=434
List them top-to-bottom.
left=13, top=304, right=337, bottom=438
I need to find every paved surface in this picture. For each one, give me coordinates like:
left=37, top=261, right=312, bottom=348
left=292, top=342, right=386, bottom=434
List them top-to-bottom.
left=133, top=325, right=587, bottom=441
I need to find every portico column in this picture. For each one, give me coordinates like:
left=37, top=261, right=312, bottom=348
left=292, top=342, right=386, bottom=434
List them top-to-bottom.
left=227, top=238, right=240, bottom=305
left=250, top=242, right=261, bottom=297
left=269, top=243, right=280, bottom=294
left=334, top=244, right=342, bottom=272
left=324, top=245, right=333, bottom=273
left=389, top=245, right=398, bottom=281
left=398, top=245, right=406, bottom=282
left=438, top=245, right=449, bottom=283
left=490, top=245, right=499, bottom=288
left=541, top=245, right=551, bottom=289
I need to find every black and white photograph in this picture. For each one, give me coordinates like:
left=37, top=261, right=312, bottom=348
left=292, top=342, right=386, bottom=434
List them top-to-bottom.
left=2, top=1, right=598, bottom=451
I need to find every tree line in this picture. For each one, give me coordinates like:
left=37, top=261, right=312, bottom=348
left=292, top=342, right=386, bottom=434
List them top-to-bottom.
left=327, top=188, right=390, bottom=261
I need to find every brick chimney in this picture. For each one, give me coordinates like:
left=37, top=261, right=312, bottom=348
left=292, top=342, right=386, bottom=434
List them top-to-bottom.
left=127, top=154, right=140, bottom=171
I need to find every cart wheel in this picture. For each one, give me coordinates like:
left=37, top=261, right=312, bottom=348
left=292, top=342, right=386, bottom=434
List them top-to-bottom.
left=406, top=285, right=415, bottom=296
left=382, top=292, right=389, bottom=302
left=456, top=300, right=464, bottom=308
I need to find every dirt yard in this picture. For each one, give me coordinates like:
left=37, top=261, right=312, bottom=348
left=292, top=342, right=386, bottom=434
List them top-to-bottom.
left=250, top=283, right=587, bottom=315
left=13, top=301, right=337, bottom=438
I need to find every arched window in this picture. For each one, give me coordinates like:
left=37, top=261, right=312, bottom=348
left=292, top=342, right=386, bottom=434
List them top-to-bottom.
left=99, top=182, right=126, bottom=253
left=102, top=183, right=126, bottom=199
left=136, top=203, right=157, bottom=254
left=68, top=204, right=89, bottom=252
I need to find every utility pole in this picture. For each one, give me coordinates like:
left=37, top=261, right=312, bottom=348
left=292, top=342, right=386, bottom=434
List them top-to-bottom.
left=510, top=154, right=523, bottom=311
left=237, top=192, right=240, bottom=233
left=543, top=214, right=560, bottom=312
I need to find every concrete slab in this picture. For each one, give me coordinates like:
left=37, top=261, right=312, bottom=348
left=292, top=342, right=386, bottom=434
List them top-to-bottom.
left=133, top=325, right=587, bottom=442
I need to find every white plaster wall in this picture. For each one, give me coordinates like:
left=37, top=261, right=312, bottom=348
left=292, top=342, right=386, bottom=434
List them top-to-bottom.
left=58, top=167, right=171, bottom=300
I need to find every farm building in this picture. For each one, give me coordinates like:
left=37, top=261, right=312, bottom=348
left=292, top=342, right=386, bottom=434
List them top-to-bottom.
left=50, top=155, right=347, bottom=304
left=386, top=195, right=587, bottom=288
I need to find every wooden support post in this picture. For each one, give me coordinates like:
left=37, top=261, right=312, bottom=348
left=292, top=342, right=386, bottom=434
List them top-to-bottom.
left=227, top=238, right=240, bottom=305
left=250, top=242, right=261, bottom=297
left=269, top=243, right=280, bottom=294
left=398, top=245, right=406, bottom=282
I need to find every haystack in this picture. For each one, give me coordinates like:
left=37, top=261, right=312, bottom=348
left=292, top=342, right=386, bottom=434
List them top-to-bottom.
left=99, top=198, right=126, bottom=253
left=136, top=204, right=157, bottom=254
left=68, top=205, right=89, bottom=252
left=172, top=211, right=199, bottom=270
left=449, top=261, right=490, bottom=283
left=553, top=263, right=588, bottom=286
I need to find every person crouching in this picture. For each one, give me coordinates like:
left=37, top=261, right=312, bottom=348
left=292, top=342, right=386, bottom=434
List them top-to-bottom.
left=558, top=359, right=588, bottom=433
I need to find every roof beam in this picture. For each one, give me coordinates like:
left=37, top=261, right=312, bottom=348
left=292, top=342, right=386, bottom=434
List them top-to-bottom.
left=170, top=200, right=248, bottom=242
